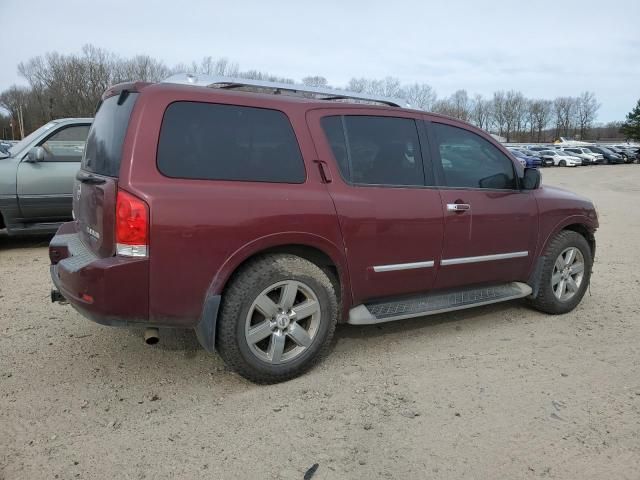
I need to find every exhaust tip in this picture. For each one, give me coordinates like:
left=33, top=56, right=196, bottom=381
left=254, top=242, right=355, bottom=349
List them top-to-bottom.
left=51, top=289, right=67, bottom=304
left=144, top=327, right=160, bottom=345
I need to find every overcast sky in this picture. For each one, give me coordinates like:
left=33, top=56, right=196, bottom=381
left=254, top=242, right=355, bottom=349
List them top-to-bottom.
left=2, top=0, right=638, bottom=121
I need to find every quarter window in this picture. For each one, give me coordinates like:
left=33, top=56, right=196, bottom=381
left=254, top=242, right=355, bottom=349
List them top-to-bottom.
left=157, top=102, right=305, bottom=183
left=321, top=115, right=425, bottom=186
left=432, top=123, right=517, bottom=189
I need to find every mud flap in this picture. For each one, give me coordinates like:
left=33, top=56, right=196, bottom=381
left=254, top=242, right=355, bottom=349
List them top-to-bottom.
left=527, top=256, right=546, bottom=299
left=195, top=293, right=221, bottom=353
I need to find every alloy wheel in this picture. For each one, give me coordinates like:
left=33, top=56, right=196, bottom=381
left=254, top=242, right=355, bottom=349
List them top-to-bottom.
left=551, top=247, right=585, bottom=302
left=244, top=280, right=321, bottom=364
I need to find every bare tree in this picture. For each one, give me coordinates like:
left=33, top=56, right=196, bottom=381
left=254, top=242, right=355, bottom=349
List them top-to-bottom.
left=2, top=44, right=606, bottom=141
left=301, top=76, right=329, bottom=88
left=345, top=76, right=403, bottom=98
left=402, top=83, right=436, bottom=110
left=449, top=90, right=470, bottom=121
left=501, top=90, right=526, bottom=142
left=491, top=91, right=507, bottom=138
left=576, top=91, right=600, bottom=139
left=470, top=94, right=492, bottom=130
left=553, top=96, right=579, bottom=139
left=432, top=98, right=456, bottom=117
left=530, top=99, right=552, bottom=142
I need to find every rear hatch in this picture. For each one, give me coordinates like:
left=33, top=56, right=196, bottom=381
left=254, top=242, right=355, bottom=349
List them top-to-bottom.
left=74, top=90, right=139, bottom=257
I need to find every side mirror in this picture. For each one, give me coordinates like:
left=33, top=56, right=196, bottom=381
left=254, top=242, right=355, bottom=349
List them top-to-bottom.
left=26, top=146, right=45, bottom=163
left=522, top=168, right=541, bottom=190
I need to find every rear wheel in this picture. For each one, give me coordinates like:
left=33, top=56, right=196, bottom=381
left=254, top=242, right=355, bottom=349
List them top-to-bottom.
left=528, top=231, right=592, bottom=314
left=216, top=254, right=338, bottom=383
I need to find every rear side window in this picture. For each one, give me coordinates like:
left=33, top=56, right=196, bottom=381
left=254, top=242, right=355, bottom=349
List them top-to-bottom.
left=82, top=92, right=138, bottom=177
left=157, top=102, right=305, bottom=183
left=321, top=115, right=425, bottom=186
left=432, top=123, right=517, bottom=190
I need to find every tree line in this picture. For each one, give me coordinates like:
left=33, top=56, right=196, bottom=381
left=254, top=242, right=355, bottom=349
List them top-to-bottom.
left=0, top=44, right=617, bottom=142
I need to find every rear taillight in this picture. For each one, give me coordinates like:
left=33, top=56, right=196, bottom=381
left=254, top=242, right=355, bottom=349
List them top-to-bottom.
left=116, top=189, right=148, bottom=257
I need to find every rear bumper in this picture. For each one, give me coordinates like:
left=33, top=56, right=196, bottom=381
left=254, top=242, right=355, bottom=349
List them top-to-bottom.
left=49, top=222, right=149, bottom=327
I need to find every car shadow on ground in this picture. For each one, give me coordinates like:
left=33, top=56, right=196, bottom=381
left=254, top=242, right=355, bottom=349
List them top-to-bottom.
left=0, top=231, right=53, bottom=249
left=125, top=300, right=527, bottom=355
left=50, top=301, right=528, bottom=393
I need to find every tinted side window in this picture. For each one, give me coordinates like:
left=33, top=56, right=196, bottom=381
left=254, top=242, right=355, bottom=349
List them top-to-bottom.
left=157, top=102, right=305, bottom=183
left=321, top=115, right=424, bottom=186
left=321, top=116, right=350, bottom=178
left=432, top=123, right=516, bottom=189
left=41, top=125, right=90, bottom=162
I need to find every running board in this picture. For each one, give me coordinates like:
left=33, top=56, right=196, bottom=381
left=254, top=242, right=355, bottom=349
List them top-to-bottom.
left=348, top=282, right=532, bottom=325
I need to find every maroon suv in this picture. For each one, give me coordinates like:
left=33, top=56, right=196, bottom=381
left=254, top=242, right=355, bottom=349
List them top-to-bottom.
left=49, top=74, right=598, bottom=383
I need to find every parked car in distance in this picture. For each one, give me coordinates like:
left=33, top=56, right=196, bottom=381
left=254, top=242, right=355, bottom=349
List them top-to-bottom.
left=49, top=75, right=598, bottom=383
left=0, top=118, right=92, bottom=235
left=612, top=145, right=638, bottom=162
left=527, top=146, right=552, bottom=153
left=584, top=146, right=624, bottom=164
left=605, top=146, right=630, bottom=162
left=560, top=147, right=597, bottom=165
left=563, top=147, right=604, bottom=164
left=508, top=148, right=542, bottom=168
left=538, top=150, right=581, bottom=167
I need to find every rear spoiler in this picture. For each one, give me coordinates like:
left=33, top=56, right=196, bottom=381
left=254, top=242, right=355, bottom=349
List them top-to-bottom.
left=94, top=82, right=150, bottom=114
left=102, top=82, right=151, bottom=101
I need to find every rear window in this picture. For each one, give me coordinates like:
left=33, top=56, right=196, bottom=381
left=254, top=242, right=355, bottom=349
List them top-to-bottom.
left=82, top=92, right=138, bottom=177
left=156, top=102, right=305, bottom=183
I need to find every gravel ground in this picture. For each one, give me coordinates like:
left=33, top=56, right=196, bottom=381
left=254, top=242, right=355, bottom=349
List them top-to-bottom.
left=1, top=165, right=640, bottom=480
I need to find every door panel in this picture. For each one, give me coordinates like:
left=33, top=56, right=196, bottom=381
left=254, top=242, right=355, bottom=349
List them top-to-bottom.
left=308, top=109, right=444, bottom=304
left=427, top=120, right=538, bottom=289
left=16, top=124, right=89, bottom=220
left=17, top=161, right=79, bottom=220
left=436, top=189, right=537, bottom=288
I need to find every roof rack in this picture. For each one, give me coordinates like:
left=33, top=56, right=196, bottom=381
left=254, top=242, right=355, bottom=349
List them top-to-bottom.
left=161, top=73, right=408, bottom=108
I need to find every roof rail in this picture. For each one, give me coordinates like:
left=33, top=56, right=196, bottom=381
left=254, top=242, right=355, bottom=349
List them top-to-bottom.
left=161, top=73, right=408, bottom=108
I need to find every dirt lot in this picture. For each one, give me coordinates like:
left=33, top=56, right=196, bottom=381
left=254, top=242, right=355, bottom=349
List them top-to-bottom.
left=1, top=165, right=639, bottom=480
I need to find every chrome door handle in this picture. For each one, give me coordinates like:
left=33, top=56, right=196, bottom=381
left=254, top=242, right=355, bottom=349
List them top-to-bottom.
left=447, top=203, right=471, bottom=212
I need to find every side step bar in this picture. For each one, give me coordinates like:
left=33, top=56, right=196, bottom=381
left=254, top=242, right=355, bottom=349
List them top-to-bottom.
left=348, top=282, right=532, bottom=325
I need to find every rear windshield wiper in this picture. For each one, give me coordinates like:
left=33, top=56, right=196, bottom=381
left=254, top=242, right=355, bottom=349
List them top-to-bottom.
left=76, top=170, right=106, bottom=185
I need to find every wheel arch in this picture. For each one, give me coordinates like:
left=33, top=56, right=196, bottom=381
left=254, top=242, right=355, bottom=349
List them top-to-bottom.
left=537, top=215, right=597, bottom=260
left=528, top=216, right=596, bottom=297
left=562, top=223, right=596, bottom=257
left=209, top=232, right=352, bottom=317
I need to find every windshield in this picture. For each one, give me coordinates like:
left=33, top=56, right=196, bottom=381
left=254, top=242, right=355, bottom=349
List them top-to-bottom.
left=8, top=121, right=60, bottom=156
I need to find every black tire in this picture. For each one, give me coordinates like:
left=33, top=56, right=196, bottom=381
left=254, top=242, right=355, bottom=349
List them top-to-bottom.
left=559, top=160, right=566, bottom=167
left=528, top=230, right=593, bottom=315
left=216, top=254, right=338, bottom=383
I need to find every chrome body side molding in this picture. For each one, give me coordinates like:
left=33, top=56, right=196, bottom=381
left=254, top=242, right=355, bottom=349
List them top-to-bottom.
left=441, top=251, right=528, bottom=266
left=372, top=260, right=435, bottom=273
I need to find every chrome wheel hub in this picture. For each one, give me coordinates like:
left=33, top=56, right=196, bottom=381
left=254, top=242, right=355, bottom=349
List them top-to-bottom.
left=551, top=247, right=585, bottom=302
left=245, top=280, right=321, bottom=364
left=274, top=313, right=291, bottom=330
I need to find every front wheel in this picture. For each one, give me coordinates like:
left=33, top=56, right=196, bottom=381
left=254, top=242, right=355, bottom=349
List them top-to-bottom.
left=559, top=160, right=566, bottom=167
left=528, top=231, right=592, bottom=314
left=216, top=254, right=338, bottom=383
